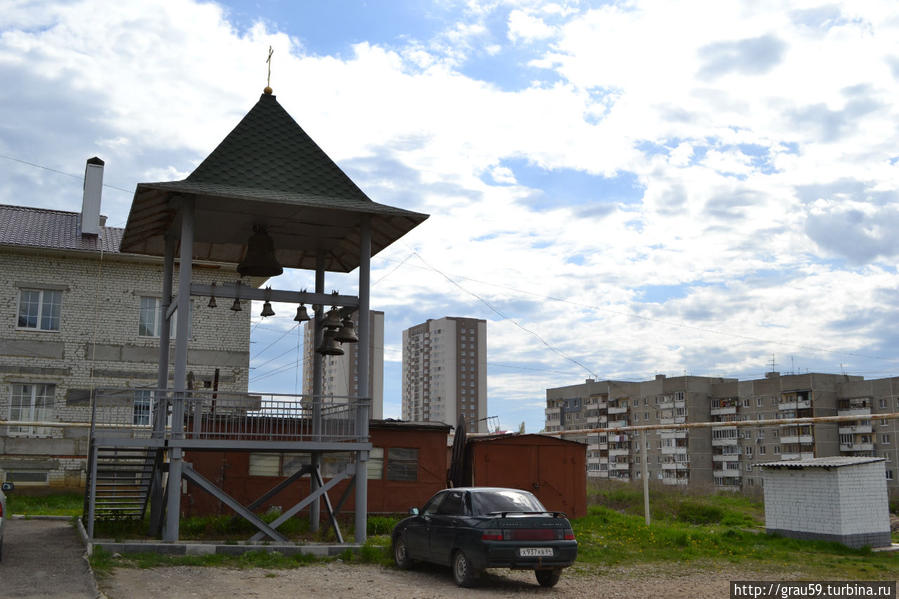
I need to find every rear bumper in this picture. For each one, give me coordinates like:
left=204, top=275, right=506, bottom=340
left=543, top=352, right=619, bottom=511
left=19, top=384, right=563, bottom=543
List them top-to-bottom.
left=473, top=541, right=577, bottom=570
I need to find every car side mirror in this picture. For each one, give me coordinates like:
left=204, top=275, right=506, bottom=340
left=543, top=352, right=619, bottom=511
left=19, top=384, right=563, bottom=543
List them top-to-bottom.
left=1, top=482, right=13, bottom=492
left=409, top=507, right=419, bottom=516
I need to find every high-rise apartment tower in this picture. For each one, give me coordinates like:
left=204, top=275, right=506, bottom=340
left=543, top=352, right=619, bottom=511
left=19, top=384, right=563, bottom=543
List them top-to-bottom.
left=402, top=317, right=487, bottom=432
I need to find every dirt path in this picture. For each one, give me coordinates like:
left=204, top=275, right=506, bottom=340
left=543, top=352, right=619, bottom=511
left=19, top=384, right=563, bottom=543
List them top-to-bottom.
left=99, top=560, right=791, bottom=599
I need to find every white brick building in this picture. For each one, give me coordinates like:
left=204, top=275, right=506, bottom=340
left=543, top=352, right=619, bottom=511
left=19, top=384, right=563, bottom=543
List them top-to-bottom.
left=0, top=166, right=253, bottom=490
left=758, top=457, right=891, bottom=548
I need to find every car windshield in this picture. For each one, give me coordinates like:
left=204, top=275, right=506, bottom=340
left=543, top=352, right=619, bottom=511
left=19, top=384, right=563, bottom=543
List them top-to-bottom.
left=471, top=489, right=546, bottom=515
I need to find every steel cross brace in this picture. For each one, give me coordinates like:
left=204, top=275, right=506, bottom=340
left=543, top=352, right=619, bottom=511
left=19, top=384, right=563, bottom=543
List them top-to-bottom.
left=181, top=463, right=289, bottom=543
left=249, top=464, right=353, bottom=543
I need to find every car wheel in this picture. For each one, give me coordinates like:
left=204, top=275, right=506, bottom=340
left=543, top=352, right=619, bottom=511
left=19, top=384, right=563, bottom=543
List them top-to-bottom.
left=393, top=534, right=413, bottom=570
left=452, top=550, right=480, bottom=587
left=535, top=568, right=562, bottom=587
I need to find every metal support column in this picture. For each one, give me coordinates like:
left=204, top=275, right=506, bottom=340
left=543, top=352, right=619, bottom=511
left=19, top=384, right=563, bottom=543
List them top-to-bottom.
left=164, top=198, right=194, bottom=542
left=355, top=215, right=371, bottom=543
left=149, top=234, right=174, bottom=534
left=310, top=255, right=325, bottom=530
left=641, top=430, right=650, bottom=526
left=87, top=442, right=98, bottom=540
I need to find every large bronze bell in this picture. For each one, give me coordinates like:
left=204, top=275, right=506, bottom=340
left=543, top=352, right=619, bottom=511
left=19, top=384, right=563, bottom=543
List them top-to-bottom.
left=237, top=225, right=283, bottom=277
left=260, top=301, right=275, bottom=318
left=322, top=308, right=342, bottom=330
left=334, top=316, right=359, bottom=343
left=316, top=330, right=344, bottom=355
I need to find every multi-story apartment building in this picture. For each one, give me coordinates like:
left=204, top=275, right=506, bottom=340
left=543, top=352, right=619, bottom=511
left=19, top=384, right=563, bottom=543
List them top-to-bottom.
left=0, top=160, right=253, bottom=490
left=301, top=310, right=384, bottom=419
left=401, top=317, right=487, bottom=432
left=546, top=372, right=899, bottom=491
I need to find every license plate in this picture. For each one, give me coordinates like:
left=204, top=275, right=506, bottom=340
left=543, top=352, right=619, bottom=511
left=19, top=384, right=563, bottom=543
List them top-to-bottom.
left=519, top=547, right=553, bottom=557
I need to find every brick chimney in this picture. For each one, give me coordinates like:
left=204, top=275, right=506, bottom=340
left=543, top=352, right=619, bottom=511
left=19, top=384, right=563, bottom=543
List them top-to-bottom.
left=81, top=156, right=104, bottom=236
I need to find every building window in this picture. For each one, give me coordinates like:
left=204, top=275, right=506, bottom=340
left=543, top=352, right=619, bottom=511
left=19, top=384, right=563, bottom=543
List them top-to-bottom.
left=17, top=288, right=62, bottom=331
left=139, top=296, right=180, bottom=337
left=9, top=383, right=55, bottom=437
left=133, top=390, right=152, bottom=426
left=757, top=398, right=763, bottom=407
left=879, top=399, right=887, bottom=408
left=881, top=434, right=890, bottom=444
left=759, top=446, right=766, bottom=455
left=367, top=447, right=384, bottom=480
left=386, top=448, right=418, bottom=481
left=887, top=470, right=894, bottom=481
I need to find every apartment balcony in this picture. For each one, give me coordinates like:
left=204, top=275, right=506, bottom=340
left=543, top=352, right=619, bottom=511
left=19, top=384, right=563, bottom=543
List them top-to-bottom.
left=674, top=399, right=686, bottom=409
left=779, top=399, right=811, bottom=410
left=595, top=400, right=608, bottom=409
left=657, top=400, right=674, bottom=409
left=607, top=405, right=628, bottom=415
left=710, top=406, right=736, bottom=416
left=838, top=407, right=871, bottom=418
left=597, top=415, right=608, bottom=424
left=587, top=416, right=600, bottom=426
left=608, top=419, right=628, bottom=428
left=838, top=423, right=872, bottom=434
left=659, top=429, right=688, bottom=439
left=779, top=434, right=814, bottom=444
left=712, top=437, right=738, bottom=446
left=840, top=443, right=874, bottom=452
left=661, top=445, right=688, bottom=455
left=609, top=447, right=630, bottom=457
left=713, top=454, right=740, bottom=462
left=587, top=456, right=601, bottom=465
left=599, top=456, right=609, bottom=464
left=610, top=461, right=631, bottom=471
left=662, top=462, right=689, bottom=470
left=713, top=468, right=742, bottom=477
left=587, top=470, right=608, bottom=479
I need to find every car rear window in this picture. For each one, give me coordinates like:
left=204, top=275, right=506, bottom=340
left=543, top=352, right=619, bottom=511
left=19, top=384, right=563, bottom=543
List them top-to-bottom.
left=471, top=489, right=546, bottom=515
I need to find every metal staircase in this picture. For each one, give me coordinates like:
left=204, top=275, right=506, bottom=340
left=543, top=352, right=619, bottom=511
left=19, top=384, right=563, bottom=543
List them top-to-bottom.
left=86, top=443, right=159, bottom=521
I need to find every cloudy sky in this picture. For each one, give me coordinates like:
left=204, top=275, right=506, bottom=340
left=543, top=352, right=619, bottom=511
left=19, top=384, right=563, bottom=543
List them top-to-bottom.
left=2, top=0, right=899, bottom=433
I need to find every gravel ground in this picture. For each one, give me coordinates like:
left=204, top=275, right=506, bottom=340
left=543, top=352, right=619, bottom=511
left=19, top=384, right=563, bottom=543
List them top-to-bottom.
left=99, top=560, right=791, bottom=599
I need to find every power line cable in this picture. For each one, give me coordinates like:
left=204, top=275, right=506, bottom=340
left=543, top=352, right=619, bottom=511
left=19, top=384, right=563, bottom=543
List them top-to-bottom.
left=0, top=154, right=134, bottom=193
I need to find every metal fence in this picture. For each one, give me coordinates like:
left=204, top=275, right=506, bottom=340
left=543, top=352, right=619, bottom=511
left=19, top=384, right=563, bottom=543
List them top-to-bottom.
left=89, top=388, right=363, bottom=442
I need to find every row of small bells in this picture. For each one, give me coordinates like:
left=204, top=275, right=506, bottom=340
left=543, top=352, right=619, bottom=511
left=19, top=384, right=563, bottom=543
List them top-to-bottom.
left=207, top=284, right=358, bottom=357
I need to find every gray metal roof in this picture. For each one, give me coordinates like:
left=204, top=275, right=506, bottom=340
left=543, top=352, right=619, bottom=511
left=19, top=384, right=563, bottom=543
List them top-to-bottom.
left=120, top=91, right=429, bottom=273
left=0, top=204, right=122, bottom=253
left=756, top=456, right=885, bottom=469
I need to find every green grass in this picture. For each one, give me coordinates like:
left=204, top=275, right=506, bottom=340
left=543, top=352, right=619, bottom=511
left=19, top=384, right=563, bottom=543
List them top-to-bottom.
left=577, top=482, right=897, bottom=579
left=6, top=492, right=83, bottom=517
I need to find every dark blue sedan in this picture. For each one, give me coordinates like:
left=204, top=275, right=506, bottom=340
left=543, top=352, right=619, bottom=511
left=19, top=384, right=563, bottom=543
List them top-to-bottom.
left=391, top=487, right=577, bottom=587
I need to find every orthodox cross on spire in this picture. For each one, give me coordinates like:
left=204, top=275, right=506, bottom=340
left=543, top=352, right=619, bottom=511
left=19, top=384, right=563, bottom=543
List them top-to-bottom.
left=264, top=46, right=274, bottom=94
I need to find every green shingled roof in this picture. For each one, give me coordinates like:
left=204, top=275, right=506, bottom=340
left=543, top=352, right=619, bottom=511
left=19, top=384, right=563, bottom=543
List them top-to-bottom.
left=120, top=92, right=428, bottom=273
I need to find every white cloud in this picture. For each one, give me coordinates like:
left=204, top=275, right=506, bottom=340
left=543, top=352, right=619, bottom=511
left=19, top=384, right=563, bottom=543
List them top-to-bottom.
left=507, top=9, right=556, bottom=43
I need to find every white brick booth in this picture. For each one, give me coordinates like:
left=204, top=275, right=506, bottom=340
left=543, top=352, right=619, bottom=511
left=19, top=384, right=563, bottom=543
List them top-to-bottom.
left=758, top=456, right=891, bottom=548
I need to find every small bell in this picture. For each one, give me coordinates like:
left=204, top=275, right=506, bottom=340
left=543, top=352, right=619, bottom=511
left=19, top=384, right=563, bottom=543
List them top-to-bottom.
left=207, top=296, right=217, bottom=309
left=230, top=298, right=242, bottom=312
left=260, top=301, right=275, bottom=318
left=294, top=304, right=310, bottom=322
left=334, top=316, right=359, bottom=343
left=316, top=330, right=344, bottom=355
